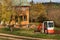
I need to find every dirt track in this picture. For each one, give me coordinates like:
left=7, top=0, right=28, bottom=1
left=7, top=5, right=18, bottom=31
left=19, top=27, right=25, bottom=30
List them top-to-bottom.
left=0, top=33, right=56, bottom=40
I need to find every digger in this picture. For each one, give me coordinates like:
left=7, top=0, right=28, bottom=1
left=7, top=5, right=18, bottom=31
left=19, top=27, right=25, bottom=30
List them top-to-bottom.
left=37, top=21, right=54, bottom=34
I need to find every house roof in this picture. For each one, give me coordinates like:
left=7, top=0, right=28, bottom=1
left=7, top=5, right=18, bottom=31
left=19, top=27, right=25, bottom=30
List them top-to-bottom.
left=12, top=0, right=31, bottom=6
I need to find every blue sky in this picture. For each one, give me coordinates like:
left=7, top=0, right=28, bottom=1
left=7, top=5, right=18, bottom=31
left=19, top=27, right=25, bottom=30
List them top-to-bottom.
left=28, top=0, right=60, bottom=3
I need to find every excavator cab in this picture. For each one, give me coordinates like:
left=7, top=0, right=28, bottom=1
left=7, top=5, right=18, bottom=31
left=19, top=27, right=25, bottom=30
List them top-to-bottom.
left=42, top=21, right=54, bottom=34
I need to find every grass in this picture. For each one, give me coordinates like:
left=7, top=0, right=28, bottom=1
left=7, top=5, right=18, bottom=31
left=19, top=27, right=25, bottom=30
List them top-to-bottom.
left=30, top=22, right=40, bottom=25
left=0, top=27, right=60, bottom=39
left=55, top=27, right=60, bottom=30
left=0, top=38, right=9, bottom=40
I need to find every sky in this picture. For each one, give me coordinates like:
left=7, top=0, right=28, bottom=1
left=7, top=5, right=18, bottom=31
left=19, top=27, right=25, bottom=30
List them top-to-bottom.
left=28, top=0, right=60, bottom=3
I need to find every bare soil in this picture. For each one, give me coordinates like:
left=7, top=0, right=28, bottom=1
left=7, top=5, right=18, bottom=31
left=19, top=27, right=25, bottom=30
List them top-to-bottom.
left=55, top=30, right=60, bottom=34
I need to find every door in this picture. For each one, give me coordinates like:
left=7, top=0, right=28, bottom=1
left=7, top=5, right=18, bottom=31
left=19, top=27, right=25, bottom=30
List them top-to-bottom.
left=44, top=22, right=47, bottom=33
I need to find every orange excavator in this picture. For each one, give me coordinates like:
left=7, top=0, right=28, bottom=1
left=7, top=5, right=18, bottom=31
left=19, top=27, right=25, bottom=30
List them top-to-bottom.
left=37, top=21, right=54, bottom=34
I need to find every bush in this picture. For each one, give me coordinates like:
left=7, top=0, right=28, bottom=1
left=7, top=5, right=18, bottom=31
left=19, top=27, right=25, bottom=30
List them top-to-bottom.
left=37, top=13, right=48, bottom=23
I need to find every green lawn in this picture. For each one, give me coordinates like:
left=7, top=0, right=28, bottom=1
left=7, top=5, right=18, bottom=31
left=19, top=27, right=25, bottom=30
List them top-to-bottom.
left=0, top=27, right=60, bottom=39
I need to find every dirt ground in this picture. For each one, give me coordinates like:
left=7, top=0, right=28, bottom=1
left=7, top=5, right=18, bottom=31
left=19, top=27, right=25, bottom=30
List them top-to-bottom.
left=55, top=30, right=60, bottom=34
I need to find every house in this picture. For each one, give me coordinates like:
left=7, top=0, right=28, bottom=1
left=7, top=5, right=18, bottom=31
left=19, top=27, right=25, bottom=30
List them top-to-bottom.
left=11, top=0, right=31, bottom=25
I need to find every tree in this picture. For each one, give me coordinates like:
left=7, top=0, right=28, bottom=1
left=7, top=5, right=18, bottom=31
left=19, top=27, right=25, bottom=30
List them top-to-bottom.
left=1, top=0, right=16, bottom=32
left=1, top=0, right=17, bottom=22
left=1, top=0, right=11, bottom=22
left=0, top=3, right=2, bottom=22
left=30, top=3, right=46, bottom=22
left=46, top=3, right=60, bottom=27
left=37, top=13, right=48, bottom=23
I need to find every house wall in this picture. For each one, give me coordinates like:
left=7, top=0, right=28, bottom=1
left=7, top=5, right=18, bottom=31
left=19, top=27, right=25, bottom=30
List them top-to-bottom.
left=12, top=6, right=30, bottom=25
left=20, top=7, right=29, bottom=25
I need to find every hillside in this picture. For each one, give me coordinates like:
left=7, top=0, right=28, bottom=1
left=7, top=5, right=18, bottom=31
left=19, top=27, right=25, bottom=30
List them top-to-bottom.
left=30, top=2, right=60, bottom=27
left=43, top=3, right=60, bottom=27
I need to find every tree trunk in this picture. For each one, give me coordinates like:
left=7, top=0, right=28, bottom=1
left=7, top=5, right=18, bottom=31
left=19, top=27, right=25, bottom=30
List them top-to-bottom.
left=10, top=25, right=14, bottom=32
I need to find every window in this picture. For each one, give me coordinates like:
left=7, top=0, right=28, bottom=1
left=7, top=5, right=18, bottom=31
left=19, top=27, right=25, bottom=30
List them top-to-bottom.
left=19, top=15, right=27, bottom=21
left=24, top=15, right=27, bottom=21
left=15, top=16, right=18, bottom=22
left=20, top=16, right=23, bottom=21
left=48, top=23, right=54, bottom=27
